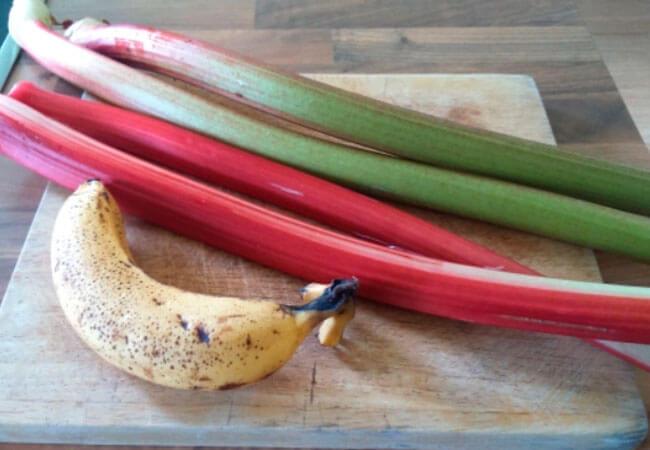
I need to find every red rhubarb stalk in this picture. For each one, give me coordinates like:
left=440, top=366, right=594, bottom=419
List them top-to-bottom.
left=7, top=0, right=650, bottom=367
left=8, top=81, right=531, bottom=273
left=10, top=82, right=650, bottom=370
left=2, top=95, right=650, bottom=344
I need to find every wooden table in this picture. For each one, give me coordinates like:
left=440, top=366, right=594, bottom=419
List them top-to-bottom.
left=1, top=1, right=649, bottom=449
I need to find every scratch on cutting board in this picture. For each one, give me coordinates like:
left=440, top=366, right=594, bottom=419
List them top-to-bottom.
left=309, top=361, right=317, bottom=405
left=226, top=396, right=234, bottom=425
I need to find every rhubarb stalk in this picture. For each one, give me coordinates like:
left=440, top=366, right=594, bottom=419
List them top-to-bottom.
left=9, top=0, right=650, bottom=263
left=63, top=18, right=650, bottom=215
left=10, top=80, right=533, bottom=272
left=11, top=82, right=650, bottom=370
left=3, top=94, right=650, bottom=343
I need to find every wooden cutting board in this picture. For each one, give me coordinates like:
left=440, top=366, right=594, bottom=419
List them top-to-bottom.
left=0, top=74, right=646, bottom=449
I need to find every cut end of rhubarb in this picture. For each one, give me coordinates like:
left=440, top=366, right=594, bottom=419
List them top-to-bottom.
left=9, top=0, right=52, bottom=38
left=64, top=17, right=107, bottom=40
left=7, top=81, right=34, bottom=103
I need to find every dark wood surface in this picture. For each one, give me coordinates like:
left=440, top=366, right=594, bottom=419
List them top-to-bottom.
left=1, top=0, right=649, bottom=449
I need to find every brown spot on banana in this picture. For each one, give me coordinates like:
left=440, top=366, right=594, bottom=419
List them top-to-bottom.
left=51, top=181, right=358, bottom=390
left=217, top=314, right=245, bottom=323
left=143, top=367, right=154, bottom=380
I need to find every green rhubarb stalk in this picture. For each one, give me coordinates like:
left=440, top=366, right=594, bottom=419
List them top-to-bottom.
left=9, top=0, right=650, bottom=262
left=64, top=19, right=650, bottom=215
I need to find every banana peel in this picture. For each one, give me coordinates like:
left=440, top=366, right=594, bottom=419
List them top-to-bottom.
left=51, top=180, right=358, bottom=390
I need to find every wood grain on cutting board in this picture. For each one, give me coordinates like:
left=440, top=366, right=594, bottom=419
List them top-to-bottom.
left=0, top=74, right=645, bottom=449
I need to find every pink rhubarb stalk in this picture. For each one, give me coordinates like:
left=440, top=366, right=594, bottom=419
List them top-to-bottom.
left=7, top=0, right=650, bottom=367
left=9, top=81, right=531, bottom=273
left=13, top=82, right=650, bottom=373
left=15, top=83, right=650, bottom=371
left=2, top=95, right=650, bottom=344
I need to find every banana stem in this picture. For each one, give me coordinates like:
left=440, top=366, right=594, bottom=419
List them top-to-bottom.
left=289, top=278, right=358, bottom=341
left=289, top=278, right=359, bottom=314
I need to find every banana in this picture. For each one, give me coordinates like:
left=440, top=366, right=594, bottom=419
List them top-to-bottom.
left=51, top=180, right=358, bottom=390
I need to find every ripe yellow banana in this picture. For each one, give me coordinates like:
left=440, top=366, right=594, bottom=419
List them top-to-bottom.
left=51, top=180, right=358, bottom=390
